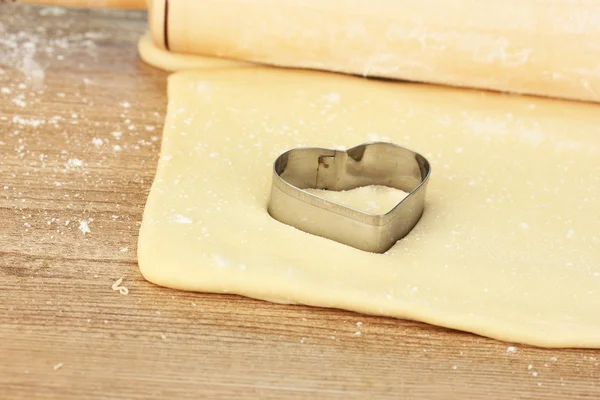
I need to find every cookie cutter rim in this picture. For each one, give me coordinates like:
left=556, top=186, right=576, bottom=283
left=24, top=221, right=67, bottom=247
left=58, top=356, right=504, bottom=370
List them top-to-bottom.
left=267, top=142, right=431, bottom=253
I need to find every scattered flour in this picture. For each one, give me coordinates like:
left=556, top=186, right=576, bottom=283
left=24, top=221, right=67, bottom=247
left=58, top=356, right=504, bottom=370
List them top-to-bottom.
left=39, top=7, right=67, bottom=17
left=322, top=92, right=341, bottom=104
left=12, top=115, right=45, bottom=127
left=66, top=158, right=84, bottom=168
left=171, top=214, right=193, bottom=224
left=78, top=220, right=91, bottom=235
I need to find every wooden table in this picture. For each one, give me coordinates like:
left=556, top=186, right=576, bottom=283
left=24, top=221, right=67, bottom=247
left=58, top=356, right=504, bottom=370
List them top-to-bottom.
left=1, top=5, right=599, bottom=399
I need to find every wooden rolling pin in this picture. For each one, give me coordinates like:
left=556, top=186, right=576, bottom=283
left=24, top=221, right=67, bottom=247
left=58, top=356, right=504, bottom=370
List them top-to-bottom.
left=5, top=0, right=146, bottom=9
left=147, top=0, right=600, bottom=103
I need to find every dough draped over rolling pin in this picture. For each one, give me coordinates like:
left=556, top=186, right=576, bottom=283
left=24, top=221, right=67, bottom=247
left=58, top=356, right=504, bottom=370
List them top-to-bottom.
left=147, top=0, right=600, bottom=103
left=138, top=33, right=252, bottom=72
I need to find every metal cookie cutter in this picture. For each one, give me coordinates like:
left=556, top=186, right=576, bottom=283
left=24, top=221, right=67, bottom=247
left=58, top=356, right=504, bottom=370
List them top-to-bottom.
left=267, top=142, right=431, bottom=253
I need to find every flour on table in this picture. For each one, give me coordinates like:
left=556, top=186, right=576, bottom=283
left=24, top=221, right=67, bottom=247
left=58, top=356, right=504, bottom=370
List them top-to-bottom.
left=66, top=158, right=84, bottom=168
left=78, top=220, right=91, bottom=235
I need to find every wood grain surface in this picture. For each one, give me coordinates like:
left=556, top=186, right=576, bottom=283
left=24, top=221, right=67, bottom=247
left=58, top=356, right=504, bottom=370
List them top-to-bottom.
left=3, top=0, right=146, bottom=9
left=1, top=5, right=599, bottom=400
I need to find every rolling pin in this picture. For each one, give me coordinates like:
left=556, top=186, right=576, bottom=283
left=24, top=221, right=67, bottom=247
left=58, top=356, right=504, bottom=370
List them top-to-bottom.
left=147, top=0, right=600, bottom=103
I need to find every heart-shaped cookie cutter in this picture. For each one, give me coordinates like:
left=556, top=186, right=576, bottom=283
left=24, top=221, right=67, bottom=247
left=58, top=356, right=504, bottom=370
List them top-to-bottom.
left=268, top=142, right=431, bottom=253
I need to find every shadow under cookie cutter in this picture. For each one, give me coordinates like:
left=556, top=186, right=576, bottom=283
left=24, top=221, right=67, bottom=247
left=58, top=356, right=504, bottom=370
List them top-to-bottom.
left=267, top=142, right=431, bottom=253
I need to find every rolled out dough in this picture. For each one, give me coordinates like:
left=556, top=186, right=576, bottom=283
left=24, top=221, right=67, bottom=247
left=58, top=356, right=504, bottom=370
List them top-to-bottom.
left=138, top=67, right=600, bottom=348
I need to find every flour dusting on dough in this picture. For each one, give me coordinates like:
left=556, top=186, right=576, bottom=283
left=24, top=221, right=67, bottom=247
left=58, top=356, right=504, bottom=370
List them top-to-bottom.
left=305, top=185, right=408, bottom=214
left=171, top=214, right=192, bottom=224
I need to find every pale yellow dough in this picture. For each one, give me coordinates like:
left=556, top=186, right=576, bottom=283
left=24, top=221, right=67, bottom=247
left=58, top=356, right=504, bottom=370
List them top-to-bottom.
left=137, top=33, right=252, bottom=72
left=138, top=67, right=600, bottom=347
